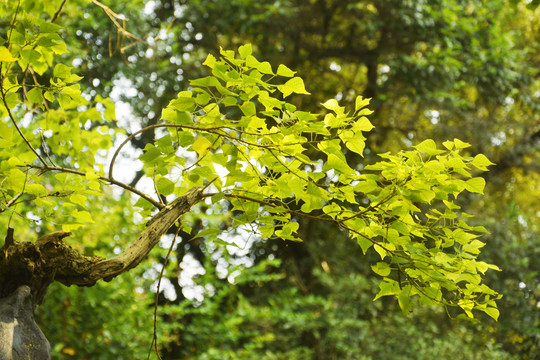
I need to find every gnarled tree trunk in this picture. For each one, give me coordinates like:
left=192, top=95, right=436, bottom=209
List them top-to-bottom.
left=0, top=187, right=204, bottom=357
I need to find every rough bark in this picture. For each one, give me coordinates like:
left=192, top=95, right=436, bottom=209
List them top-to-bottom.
left=0, top=187, right=204, bottom=304
left=0, top=286, right=51, bottom=360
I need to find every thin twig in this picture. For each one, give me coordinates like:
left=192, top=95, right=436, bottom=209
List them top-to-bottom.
left=51, top=0, right=68, bottom=23
left=0, top=88, right=48, bottom=166
left=108, top=123, right=226, bottom=180
left=28, top=164, right=163, bottom=209
left=0, top=193, right=23, bottom=214
left=147, top=226, right=181, bottom=360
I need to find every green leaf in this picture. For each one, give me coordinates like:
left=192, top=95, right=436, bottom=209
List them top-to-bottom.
left=238, top=43, right=252, bottom=59
left=0, top=47, right=18, bottom=62
left=202, top=53, right=216, bottom=69
left=246, top=55, right=274, bottom=74
left=53, top=64, right=82, bottom=82
left=276, top=64, right=295, bottom=77
left=190, top=76, right=222, bottom=87
left=278, top=77, right=310, bottom=98
left=27, top=87, right=44, bottom=105
left=169, top=96, right=196, bottom=112
left=355, top=96, right=371, bottom=111
left=321, top=99, right=344, bottom=114
left=240, top=101, right=256, bottom=116
left=352, top=117, right=375, bottom=132
left=343, top=131, right=367, bottom=156
left=192, top=137, right=213, bottom=156
left=454, top=138, right=471, bottom=149
left=413, top=139, right=445, bottom=156
left=443, top=140, right=454, bottom=150
left=139, top=144, right=162, bottom=164
left=323, top=154, right=353, bottom=175
left=470, top=154, right=495, bottom=171
left=6, top=169, right=26, bottom=192
left=156, top=177, right=175, bottom=195
left=465, top=177, right=486, bottom=194
left=70, top=194, right=87, bottom=207
left=73, top=210, right=94, bottom=223
left=62, top=224, right=85, bottom=232
left=371, top=262, right=391, bottom=276
left=373, top=279, right=400, bottom=301
left=398, top=287, right=413, bottom=315
left=483, top=306, right=500, bottom=321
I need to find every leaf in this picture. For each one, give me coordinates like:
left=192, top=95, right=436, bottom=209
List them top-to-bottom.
left=238, top=44, right=252, bottom=59
left=0, top=47, right=18, bottom=62
left=202, top=53, right=216, bottom=69
left=246, top=55, right=274, bottom=74
left=53, top=64, right=82, bottom=82
left=276, top=64, right=295, bottom=77
left=190, top=76, right=222, bottom=87
left=278, top=77, right=310, bottom=98
left=27, top=87, right=44, bottom=105
left=169, top=96, right=196, bottom=112
left=355, top=96, right=371, bottom=111
left=321, top=99, right=344, bottom=114
left=240, top=101, right=256, bottom=116
left=352, top=117, right=375, bottom=132
left=192, top=137, right=213, bottom=156
left=345, top=138, right=366, bottom=157
left=454, top=138, right=471, bottom=149
left=413, top=139, right=445, bottom=156
left=443, top=140, right=454, bottom=150
left=139, top=144, right=162, bottom=164
left=323, top=154, right=354, bottom=175
left=470, top=154, right=495, bottom=171
left=6, top=169, right=26, bottom=192
left=156, top=177, right=175, bottom=195
left=465, top=177, right=486, bottom=194
left=70, top=194, right=87, bottom=207
left=73, top=210, right=94, bottom=223
left=62, top=224, right=85, bottom=232
left=357, top=237, right=373, bottom=254
left=374, top=244, right=388, bottom=260
left=371, top=262, right=391, bottom=276
left=373, top=279, right=400, bottom=301
left=398, top=288, right=413, bottom=315
left=483, top=306, right=500, bottom=321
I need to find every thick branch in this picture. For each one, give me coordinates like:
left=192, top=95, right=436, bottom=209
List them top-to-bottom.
left=0, top=187, right=204, bottom=303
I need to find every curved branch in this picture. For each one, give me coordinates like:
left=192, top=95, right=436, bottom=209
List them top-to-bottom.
left=0, top=187, right=204, bottom=303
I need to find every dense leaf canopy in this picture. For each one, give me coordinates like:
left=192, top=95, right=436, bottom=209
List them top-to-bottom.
left=1, top=0, right=538, bottom=359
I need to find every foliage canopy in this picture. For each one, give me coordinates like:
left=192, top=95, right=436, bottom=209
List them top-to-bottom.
left=0, top=1, right=503, bottom=324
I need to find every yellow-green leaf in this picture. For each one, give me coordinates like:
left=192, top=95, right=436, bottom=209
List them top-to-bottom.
left=0, top=47, right=18, bottom=62
left=276, top=64, right=295, bottom=77
left=278, top=77, right=310, bottom=98
left=355, top=96, right=371, bottom=111
left=192, top=137, right=213, bottom=156
left=470, top=154, right=495, bottom=171
left=465, top=177, right=486, bottom=194
left=70, top=194, right=87, bottom=207
left=371, top=262, right=391, bottom=276
left=483, top=306, right=500, bottom=321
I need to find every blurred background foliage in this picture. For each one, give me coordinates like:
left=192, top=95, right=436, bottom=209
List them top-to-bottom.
left=7, top=0, right=537, bottom=358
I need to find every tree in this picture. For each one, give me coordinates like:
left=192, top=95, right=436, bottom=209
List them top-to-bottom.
left=0, top=0, right=507, bottom=357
